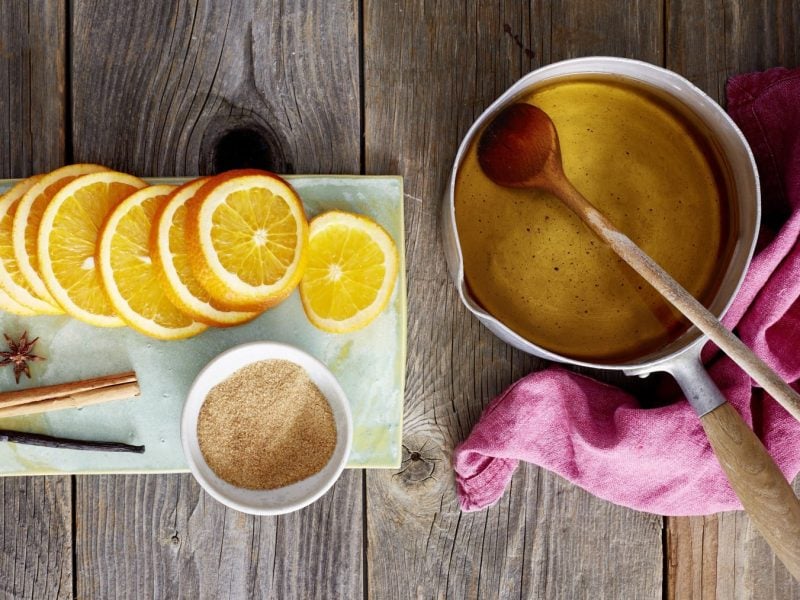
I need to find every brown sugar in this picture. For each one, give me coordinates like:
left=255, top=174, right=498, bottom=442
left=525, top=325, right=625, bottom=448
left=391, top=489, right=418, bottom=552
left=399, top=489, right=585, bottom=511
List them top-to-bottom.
left=197, top=359, right=337, bottom=490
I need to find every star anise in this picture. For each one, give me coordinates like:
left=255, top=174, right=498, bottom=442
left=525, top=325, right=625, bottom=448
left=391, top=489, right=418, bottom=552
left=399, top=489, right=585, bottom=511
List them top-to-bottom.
left=0, top=331, right=45, bottom=384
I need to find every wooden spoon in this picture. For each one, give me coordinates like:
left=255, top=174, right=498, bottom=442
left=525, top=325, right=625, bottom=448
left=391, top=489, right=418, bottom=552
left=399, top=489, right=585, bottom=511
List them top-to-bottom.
left=478, top=102, right=800, bottom=579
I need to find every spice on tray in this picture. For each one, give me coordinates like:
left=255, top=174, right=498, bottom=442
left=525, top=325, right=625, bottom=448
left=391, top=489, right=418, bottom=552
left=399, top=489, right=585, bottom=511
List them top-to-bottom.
left=0, top=331, right=44, bottom=384
left=197, top=359, right=337, bottom=490
left=0, top=371, right=140, bottom=418
left=0, top=429, right=145, bottom=453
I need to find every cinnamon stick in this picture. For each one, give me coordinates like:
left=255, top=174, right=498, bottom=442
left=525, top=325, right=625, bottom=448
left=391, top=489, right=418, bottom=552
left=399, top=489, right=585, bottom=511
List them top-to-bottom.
left=0, top=371, right=140, bottom=418
left=0, top=371, right=137, bottom=408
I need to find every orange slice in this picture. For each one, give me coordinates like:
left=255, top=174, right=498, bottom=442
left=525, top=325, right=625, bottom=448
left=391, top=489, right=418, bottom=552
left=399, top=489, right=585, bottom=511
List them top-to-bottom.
left=13, top=163, right=108, bottom=310
left=38, top=170, right=147, bottom=327
left=185, top=170, right=308, bottom=311
left=0, top=176, right=59, bottom=315
left=151, top=178, right=257, bottom=326
left=98, top=185, right=207, bottom=340
left=299, top=211, right=398, bottom=333
left=0, top=287, right=36, bottom=315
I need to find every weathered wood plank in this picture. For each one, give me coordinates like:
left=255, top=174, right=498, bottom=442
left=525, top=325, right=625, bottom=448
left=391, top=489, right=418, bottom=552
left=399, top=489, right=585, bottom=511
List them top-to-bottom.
left=0, top=0, right=68, bottom=176
left=72, top=0, right=360, bottom=176
left=551, top=0, right=663, bottom=62
left=666, top=0, right=800, bottom=596
left=666, top=0, right=799, bottom=107
left=364, top=1, right=664, bottom=598
left=0, top=2, right=72, bottom=598
left=70, top=2, right=362, bottom=598
left=74, top=472, right=363, bottom=599
left=0, top=475, right=72, bottom=599
left=667, top=484, right=800, bottom=600
left=666, top=514, right=717, bottom=599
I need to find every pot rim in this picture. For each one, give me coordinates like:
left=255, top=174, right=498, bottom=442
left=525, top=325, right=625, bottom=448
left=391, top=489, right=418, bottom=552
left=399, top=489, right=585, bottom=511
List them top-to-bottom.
left=443, top=56, right=761, bottom=373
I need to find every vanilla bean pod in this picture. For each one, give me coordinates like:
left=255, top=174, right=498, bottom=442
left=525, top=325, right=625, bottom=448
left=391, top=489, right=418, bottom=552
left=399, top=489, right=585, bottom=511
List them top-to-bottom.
left=0, top=430, right=145, bottom=453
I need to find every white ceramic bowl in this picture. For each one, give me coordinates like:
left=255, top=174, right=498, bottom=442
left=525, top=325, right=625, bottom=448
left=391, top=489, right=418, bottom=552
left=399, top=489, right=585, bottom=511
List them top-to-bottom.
left=181, top=341, right=353, bottom=515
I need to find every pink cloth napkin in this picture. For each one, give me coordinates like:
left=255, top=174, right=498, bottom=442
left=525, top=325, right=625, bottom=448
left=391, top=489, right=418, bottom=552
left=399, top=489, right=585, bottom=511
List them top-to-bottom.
left=454, top=67, right=800, bottom=516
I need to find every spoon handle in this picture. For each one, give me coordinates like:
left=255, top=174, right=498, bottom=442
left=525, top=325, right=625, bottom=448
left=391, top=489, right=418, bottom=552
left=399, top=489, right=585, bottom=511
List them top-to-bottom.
left=556, top=180, right=800, bottom=422
left=700, top=402, right=800, bottom=579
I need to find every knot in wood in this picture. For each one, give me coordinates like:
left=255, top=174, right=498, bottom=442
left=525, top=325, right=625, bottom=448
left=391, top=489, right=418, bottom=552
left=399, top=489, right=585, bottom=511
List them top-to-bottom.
left=200, top=116, right=289, bottom=174
left=213, top=128, right=273, bottom=172
left=393, top=441, right=442, bottom=488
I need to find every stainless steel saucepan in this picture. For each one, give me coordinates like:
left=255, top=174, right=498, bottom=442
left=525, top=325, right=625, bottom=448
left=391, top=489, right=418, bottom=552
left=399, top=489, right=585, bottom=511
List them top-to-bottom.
left=442, top=57, right=800, bottom=578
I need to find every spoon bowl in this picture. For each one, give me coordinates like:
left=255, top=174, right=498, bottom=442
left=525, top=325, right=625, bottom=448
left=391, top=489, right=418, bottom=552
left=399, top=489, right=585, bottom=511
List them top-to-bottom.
left=477, top=103, right=561, bottom=189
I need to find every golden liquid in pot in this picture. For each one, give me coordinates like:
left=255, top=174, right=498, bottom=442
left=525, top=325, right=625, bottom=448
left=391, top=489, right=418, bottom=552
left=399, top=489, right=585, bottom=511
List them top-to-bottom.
left=454, top=75, right=737, bottom=363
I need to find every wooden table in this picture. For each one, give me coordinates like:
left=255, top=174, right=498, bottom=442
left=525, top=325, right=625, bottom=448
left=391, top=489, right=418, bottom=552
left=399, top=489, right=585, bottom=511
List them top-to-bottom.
left=1, top=1, right=798, bottom=598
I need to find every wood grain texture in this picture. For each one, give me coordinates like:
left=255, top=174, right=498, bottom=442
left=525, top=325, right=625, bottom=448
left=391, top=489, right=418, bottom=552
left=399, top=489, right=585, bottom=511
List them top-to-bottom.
left=0, top=0, right=68, bottom=177
left=71, top=0, right=360, bottom=176
left=550, top=0, right=663, bottom=62
left=667, top=0, right=799, bottom=106
left=70, top=1, right=362, bottom=598
left=364, top=1, right=663, bottom=598
left=666, top=1, right=800, bottom=596
left=0, top=2, right=72, bottom=599
left=74, top=472, right=362, bottom=599
left=0, top=475, right=72, bottom=600
left=667, top=485, right=800, bottom=600
left=666, top=514, right=719, bottom=599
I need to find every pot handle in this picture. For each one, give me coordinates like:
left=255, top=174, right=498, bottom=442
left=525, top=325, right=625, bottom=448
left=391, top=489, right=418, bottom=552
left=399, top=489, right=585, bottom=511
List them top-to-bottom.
left=667, top=352, right=800, bottom=580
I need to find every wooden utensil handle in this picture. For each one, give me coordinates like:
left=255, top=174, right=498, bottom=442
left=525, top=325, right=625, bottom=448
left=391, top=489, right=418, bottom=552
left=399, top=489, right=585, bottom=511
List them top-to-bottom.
left=557, top=181, right=800, bottom=422
left=612, top=230, right=800, bottom=420
left=701, top=402, right=800, bottom=579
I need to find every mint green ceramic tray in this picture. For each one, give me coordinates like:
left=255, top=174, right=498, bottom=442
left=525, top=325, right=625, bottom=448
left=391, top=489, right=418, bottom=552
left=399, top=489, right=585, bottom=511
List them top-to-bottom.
left=0, top=175, right=406, bottom=474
